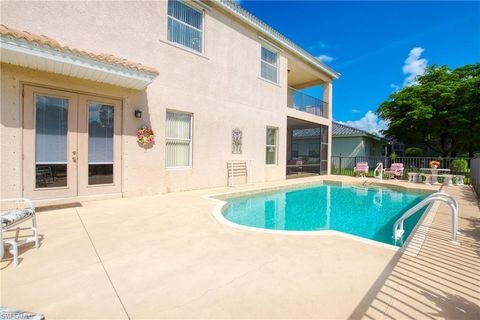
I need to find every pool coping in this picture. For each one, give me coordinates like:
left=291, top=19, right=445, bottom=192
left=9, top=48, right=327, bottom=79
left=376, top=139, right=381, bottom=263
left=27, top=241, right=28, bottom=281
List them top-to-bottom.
left=204, top=179, right=439, bottom=254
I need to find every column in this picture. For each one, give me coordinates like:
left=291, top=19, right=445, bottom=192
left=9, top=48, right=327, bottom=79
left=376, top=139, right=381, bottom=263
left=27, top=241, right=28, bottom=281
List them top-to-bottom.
left=323, top=82, right=333, bottom=174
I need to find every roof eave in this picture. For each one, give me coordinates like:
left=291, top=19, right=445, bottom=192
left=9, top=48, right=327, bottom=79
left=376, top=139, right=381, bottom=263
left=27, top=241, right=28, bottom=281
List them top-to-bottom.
left=214, top=0, right=340, bottom=80
left=1, top=35, right=157, bottom=90
left=333, top=134, right=386, bottom=141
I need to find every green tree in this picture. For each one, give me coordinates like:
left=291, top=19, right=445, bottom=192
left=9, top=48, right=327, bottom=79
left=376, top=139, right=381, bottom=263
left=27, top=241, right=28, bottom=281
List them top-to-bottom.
left=377, top=64, right=480, bottom=157
left=405, top=147, right=423, bottom=157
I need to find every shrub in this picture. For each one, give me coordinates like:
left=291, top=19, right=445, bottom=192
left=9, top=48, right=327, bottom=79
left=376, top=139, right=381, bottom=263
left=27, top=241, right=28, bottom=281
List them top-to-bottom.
left=405, top=147, right=422, bottom=157
left=390, top=152, right=398, bottom=161
left=452, top=159, right=468, bottom=173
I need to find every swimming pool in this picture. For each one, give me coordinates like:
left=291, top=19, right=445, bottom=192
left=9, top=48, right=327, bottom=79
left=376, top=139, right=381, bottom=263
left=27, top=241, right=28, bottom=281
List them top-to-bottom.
left=221, top=184, right=429, bottom=246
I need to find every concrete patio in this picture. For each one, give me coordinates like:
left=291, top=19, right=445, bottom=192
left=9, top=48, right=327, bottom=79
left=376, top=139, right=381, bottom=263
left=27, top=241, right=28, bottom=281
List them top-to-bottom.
left=1, top=176, right=479, bottom=319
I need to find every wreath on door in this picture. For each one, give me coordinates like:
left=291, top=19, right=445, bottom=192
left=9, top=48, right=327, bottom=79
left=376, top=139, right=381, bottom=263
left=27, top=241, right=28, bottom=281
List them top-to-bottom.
left=136, top=126, right=155, bottom=146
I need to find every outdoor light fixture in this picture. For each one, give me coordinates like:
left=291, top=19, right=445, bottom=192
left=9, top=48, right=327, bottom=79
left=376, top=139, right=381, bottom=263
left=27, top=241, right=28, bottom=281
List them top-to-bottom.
left=134, top=109, right=142, bottom=118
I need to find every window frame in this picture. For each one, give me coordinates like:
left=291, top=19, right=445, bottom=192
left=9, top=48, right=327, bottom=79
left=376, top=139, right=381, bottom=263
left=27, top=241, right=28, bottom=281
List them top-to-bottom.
left=166, top=0, right=205, bottom=54
left=260, top=45, right=280, bottom=84
left=165, top=109, right=193, bottom=170
left=265, top=126, right=279, bottom=165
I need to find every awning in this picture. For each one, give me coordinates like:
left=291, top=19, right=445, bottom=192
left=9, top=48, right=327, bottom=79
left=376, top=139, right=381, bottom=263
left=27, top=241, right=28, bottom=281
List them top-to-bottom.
left=0, top=25, right=159, bottom=90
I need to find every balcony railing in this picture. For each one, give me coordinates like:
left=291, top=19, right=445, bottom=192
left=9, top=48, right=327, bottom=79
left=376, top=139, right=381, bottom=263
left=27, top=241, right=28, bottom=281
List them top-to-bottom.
left=287, top=87, right=328, bottom=118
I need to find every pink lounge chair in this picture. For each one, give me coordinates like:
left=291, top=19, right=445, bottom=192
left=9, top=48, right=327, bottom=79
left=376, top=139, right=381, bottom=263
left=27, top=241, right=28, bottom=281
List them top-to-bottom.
left=354, top=162, right=369, bottom=177
left=384, top=163, right=404, bottom=179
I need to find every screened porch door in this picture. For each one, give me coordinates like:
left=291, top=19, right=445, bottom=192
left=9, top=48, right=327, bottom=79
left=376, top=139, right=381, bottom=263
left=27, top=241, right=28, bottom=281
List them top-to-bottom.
left=23, top=86, right=121, bottom=201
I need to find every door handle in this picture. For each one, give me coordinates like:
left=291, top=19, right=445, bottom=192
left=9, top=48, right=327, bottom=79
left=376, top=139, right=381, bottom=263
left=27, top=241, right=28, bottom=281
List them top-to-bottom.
left=72, top=151, right=77, bottom=163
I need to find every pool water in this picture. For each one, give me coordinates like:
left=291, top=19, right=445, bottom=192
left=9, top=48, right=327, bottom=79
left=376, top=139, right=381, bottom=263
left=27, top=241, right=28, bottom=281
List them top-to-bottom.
left=223, top=184, right=429, bottom=246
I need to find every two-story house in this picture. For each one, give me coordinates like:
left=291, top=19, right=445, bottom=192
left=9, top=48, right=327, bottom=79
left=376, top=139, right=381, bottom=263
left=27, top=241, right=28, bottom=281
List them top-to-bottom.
left=0, top=0, right=339, bottom=204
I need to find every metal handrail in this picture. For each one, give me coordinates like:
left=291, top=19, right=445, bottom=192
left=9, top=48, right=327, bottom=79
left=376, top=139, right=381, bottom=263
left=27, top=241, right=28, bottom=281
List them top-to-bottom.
left=374, top=162, right=383, bottom=180
left=393, top=192, right=459, bottom=245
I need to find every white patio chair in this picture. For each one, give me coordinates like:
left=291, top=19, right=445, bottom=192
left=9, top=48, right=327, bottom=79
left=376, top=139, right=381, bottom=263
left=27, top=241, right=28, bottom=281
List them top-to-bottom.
left=1, top=198, right=39, bottom=266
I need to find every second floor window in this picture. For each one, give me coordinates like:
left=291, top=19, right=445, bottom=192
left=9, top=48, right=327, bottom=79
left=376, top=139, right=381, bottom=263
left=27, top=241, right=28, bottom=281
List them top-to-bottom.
left=167, top=0, right=203, bottom=53
left=261, top=46, right=279, bottom=83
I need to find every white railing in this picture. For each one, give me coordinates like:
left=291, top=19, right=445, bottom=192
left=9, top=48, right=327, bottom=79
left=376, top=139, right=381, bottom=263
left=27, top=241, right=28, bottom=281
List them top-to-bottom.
left=373, top=162, right=383, bottom=180
left=393, top=192, right=459, bottom=245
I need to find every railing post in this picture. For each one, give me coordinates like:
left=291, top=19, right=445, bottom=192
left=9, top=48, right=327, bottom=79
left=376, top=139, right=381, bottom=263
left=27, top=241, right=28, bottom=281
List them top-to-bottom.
left=339, top=154, right=342, bottom=174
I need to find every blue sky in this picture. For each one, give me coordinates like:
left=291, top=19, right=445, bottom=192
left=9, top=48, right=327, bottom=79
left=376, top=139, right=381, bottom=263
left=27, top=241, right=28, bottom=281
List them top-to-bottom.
left=238, top=0, right=480, bottom=133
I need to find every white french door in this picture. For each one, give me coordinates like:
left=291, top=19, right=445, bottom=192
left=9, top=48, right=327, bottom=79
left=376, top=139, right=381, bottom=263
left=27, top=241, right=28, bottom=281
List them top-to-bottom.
left=23, top=85, right=122, bottom=200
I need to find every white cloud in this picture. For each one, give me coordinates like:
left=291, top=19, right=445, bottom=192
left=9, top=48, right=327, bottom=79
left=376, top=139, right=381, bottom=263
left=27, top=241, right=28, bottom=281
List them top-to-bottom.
left=308, top=40, right=329, bottom=52
left=402, top=47, right=427, bottom=86
left=316, top=54, right=334, bottom=63
left=390, top=83, right=400, bottom=92
left=351, top=108, right=361, bottom=113
left=338, top=110, right=388, bottom=136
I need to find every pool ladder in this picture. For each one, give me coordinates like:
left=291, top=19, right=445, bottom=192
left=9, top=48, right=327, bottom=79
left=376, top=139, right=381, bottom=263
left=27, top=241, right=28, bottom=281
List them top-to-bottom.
left=374, top=162, right=383, bottom=180
left=393, top=192, right=459, bottom=245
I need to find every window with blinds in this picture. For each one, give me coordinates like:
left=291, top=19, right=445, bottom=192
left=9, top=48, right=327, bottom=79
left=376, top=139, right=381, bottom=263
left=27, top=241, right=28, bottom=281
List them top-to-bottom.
left=167, top=0, right=203, bottom=53
left=261, top=46, right=279, bottom=83
left=35, top=95, right=69, bottom=188
left=88, top=102, right=114, bottom=185
left=166, top=111, right=193, bottom=168
left=266, top=127, right=278, bottom=165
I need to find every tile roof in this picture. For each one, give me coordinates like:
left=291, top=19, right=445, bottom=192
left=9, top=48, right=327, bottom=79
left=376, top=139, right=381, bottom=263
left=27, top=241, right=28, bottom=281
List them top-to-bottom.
left=0, top=24, right=159, bottom=75
left=292, top=122, right=385, bottom=140
left=332, top=122, right=374, bottom=136
left=292, top=128, right=321, bottom=138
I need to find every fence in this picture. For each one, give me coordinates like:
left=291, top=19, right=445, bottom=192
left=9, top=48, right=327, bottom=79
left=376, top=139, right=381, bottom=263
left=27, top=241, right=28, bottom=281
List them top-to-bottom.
left=331, top=156, right=472, bottom=184
left=471, top=157, right=480, bottom=196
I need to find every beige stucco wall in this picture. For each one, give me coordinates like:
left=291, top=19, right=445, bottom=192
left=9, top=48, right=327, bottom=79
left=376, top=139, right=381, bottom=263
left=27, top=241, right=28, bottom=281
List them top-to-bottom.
left=1, top=0, right=332, bottom=200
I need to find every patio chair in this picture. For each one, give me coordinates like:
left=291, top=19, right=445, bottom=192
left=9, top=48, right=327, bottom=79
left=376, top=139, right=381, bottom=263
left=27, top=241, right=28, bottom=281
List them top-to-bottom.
left=287, top=159, right=303, bottom=174
left=353, top=162, right=369, bottom=177
left=384, top=163, right=404, bottom=179
left=1, top=198, right=39, bottom=266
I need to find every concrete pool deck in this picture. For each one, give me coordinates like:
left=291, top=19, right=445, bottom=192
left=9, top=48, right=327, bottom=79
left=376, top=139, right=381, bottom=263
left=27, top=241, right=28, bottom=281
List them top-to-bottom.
left=1, top=176, right=479, bottom=319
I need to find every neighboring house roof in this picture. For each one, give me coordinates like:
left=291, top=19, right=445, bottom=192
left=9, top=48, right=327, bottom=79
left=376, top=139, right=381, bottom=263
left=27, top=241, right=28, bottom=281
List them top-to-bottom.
left=215, top=0, right=340, bottom=80
left=0, top=24, right=159, bottom=75
left=292, top=122, right=385, bottom=141
left=333, top=122, right=385, bottom=141
left=292, top=128, right=321, bottom=138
